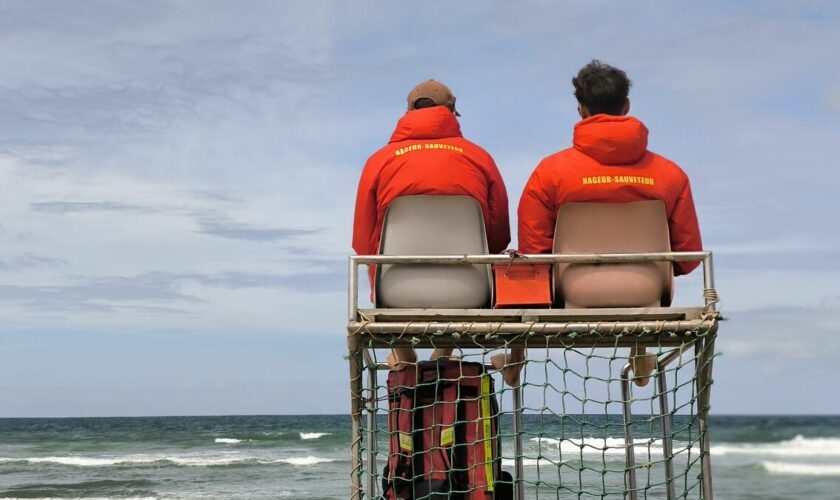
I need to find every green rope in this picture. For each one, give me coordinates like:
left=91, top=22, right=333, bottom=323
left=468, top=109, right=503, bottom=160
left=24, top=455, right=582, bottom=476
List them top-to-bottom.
left=357, top=326, right=716, bottom=499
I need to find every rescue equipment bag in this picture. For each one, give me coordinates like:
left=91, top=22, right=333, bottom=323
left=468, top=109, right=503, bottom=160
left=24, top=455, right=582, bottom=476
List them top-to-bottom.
left=381, top=359, right=513, bottom=499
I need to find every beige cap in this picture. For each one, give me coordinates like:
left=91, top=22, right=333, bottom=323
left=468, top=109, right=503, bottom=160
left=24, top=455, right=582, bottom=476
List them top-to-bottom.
left=407, top=79, right=459, bottom=115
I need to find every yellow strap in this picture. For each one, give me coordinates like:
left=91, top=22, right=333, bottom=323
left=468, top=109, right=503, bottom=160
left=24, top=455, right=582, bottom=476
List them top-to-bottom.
left=480, top=374, right=494, bottom=491
left=441, top=426, right=455, bottom=447
left=399, top=431, right=412, bottom=452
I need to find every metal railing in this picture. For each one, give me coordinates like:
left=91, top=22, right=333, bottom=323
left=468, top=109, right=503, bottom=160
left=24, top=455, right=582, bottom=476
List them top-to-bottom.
left=347, top=251, right=718, bottom=500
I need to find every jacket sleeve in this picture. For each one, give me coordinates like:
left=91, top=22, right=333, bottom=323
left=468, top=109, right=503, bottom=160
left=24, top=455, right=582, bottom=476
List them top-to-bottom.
left=352, top=156, right=380, bottom=256
left=484, top=156, right=511, bottom=254
left=517, top=167, right=557, bottom=254
left=669, top=177, right=703, bottom=276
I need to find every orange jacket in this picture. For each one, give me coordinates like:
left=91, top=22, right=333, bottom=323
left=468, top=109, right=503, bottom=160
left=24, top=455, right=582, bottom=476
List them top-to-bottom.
left=353, top=106, right=511, bottom=261
left=518, top=115, right=702, bottom=275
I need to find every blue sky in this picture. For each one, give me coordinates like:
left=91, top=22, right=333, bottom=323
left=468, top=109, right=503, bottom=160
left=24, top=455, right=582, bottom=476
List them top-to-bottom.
left=0, top=0, right=838, bottom=416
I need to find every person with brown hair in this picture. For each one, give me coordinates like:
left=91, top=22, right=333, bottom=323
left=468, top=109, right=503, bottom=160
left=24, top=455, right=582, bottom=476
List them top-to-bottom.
left=494, top=60, right=702, bottom=387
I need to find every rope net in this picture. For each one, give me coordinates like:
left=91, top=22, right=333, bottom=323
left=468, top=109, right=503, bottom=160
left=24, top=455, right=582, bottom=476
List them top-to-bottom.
left=353, top=324, right=716, bottom=499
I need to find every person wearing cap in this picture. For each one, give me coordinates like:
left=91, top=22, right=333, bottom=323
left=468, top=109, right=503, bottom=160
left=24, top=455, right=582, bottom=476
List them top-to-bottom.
left=493, top=60, right=703, bottom=387
left=353, top=80, right=511, bottom=369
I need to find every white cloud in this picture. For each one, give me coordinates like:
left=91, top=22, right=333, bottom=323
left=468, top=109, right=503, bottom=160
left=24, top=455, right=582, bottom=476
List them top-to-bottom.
left=0, top=0, right=838, bottom=415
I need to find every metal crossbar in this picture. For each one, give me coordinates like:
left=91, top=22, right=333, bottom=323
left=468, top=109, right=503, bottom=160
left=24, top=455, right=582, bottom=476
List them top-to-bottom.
left=347, top=252, right=718, bottom=500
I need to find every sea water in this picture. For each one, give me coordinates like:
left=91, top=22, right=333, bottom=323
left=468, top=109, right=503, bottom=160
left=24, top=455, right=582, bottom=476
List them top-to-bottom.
left=1, top=415, right=838, bottom=499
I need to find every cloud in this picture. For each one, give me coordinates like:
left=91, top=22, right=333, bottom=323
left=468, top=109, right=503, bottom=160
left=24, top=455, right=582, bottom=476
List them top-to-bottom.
left=0, top=0, right=837, bottom=415
left=30, top=201, right=154, bottom=213
left=195, top=216, right=321, bottom=242
left=716, top=248, right=840, bottom=272
left=0, top=252, right=66, bottom=272
left=0, top=262, right=344, bottom=316
left=185, top=268, right=344, bottom=293
left=0, top=273, right=200, bottom=313
left=717, top=304, right=840, bottom=361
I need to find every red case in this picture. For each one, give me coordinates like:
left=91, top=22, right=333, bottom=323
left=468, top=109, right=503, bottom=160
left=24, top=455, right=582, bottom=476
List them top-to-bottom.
left=492, top=263, right=551, bottom=308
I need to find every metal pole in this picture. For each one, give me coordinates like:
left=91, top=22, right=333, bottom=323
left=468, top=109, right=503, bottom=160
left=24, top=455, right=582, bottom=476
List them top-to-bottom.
left=354, top=251, right=710, bottom=266
left=702, top=254, right=717, bottom=313
left=349, top=257, right=359, bottom=322
left=348, top=335, right=364, bottom=500
left=696, top=337, right=716, bottom=500
left=363, top=349, right=379, bottom=497
left=656, top=351, right=680, bottom=500
left=620, top=363, right=638, bottom=500
left=512, top=383, right=525, bottom=500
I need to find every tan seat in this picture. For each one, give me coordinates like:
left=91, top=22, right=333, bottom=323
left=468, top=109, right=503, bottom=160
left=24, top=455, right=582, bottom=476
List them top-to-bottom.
left=376, top=196, right=492, bottom=308
left=553, top=200, right=673, bottom=308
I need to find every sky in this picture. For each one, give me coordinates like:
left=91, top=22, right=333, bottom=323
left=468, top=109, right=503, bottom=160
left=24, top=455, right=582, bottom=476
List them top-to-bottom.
left=0, top=0, right=838, bottom=417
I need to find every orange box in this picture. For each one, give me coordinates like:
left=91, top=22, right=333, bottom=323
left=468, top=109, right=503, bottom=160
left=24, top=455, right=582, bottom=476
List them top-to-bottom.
left=492, top=263, right=551, bottom=308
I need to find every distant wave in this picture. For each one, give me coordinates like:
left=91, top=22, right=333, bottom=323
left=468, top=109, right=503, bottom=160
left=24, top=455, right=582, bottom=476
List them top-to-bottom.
left=300, top=432, right=332, bottom=440
left=529, top=435, right=840, bottom=459
left=711, top=435, right=840, bottom=457
left=530, top=437, right=698, bottom=457
left=215, top=438, right=243, bottom=444
left=0, top=454, right=341, bottom=468
left=0, top=456, right=159, bottom=467
left=275, top=456, right=338, bottom=466
left=502, top=457, right=563, bottom=467
left=763, top=461, right=840, bottom=476
left=0, top=478, right=157, bottom=499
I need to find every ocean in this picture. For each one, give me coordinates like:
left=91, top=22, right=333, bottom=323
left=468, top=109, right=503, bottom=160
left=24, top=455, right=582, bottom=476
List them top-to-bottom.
left=0, top=415, right=838, bottom=499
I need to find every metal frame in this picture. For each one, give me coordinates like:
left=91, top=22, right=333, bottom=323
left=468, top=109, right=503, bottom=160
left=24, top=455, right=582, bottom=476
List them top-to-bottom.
left=348, top=252, right=718, bottom=500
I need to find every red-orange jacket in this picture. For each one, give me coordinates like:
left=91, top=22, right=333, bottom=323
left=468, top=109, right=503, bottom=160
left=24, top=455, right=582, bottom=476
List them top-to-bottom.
left=353, top=106, right=510, bottom=262
left=518, top=115, right=702, bottom=275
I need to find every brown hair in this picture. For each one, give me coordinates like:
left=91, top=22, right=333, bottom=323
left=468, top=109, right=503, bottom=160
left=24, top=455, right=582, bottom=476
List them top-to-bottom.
left=572, top=60, right=632, bottom=116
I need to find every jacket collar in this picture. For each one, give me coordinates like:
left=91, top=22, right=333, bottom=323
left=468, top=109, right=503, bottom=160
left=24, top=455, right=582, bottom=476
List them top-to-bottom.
left=389, top=106, right=462, bottom=143
left=573, top=115, right=649, bottom=165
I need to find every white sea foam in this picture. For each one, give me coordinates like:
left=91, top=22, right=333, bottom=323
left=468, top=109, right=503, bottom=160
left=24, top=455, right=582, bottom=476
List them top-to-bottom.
left=300, top=432, right=331, bottom=440
left=528, top=435, right=840, bottom=459
left=711, top=435, right=840, bottom=457
left=530, top=436, right=697, bottom=457
left=215, top=438, right=243, bottom=444
left=0, top=454, right=336, bottom=467
left=29, top=456, right=160, bottom=466
left=167, top=456, right=260, bottom=467
left=275, top=456, right=338, bottom=466
left=502, top=457, right=563, bottom=467
left=763, top=461, right=840, bottom=476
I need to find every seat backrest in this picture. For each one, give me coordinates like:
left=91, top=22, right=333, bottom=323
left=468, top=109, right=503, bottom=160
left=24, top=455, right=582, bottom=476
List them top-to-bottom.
left=376, top=195, right=491, bottom=308
left=553, top=200, right=673, bottom=308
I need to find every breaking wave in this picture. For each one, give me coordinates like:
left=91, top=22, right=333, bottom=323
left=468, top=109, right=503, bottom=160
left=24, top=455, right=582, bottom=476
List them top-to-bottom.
left=300, top=432, right=331, bottom=440
left=529, top=435, right=840, bottom=458
left=530, top=436, right=698, bottom=457
left=711, top=436, right=840, bottom=457
left=214, top=438, right=243, bottom=444
left=0, top=454, right=340, bottom=468
left=275, top=456, right=338, bottom=466
left=502, top=457, right=563, bottom=467
left=763, top=461, right=840, bottom=476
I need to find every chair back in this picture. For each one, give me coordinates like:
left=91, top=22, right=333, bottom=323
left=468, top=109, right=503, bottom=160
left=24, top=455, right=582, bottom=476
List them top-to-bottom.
left=376, top=196, right=492, bottom=308
left=553, top=200, right=673, bottom=308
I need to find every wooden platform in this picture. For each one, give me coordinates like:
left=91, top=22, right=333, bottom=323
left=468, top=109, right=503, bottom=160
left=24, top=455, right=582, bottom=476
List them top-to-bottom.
left=349, top=306, right=717, bottom=349
left=359, top=306, right=705, bottom=322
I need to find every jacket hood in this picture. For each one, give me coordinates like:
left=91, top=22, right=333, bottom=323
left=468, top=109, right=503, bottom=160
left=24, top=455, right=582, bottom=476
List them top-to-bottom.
left=389, top=106, right=462, bottom=142
left=573, top=115, right=649, bottom=165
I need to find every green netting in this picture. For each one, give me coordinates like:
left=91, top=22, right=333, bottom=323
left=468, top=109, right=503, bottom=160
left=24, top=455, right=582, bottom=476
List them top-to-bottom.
left=352, top=325, right=716, bottom=499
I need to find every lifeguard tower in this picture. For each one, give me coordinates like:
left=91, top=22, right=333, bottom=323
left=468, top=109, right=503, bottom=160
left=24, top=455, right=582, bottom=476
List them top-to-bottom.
left=347, top=196, right=720, bottom=499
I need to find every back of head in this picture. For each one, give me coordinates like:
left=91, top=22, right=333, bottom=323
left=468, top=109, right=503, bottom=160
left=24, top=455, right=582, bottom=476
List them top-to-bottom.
left=572, top=60, right=632, bottom=116
left=407, top=79, right=459, bottom=115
